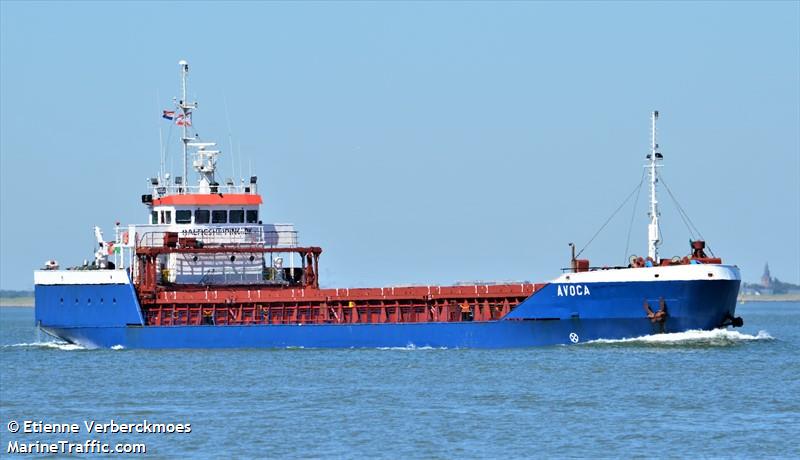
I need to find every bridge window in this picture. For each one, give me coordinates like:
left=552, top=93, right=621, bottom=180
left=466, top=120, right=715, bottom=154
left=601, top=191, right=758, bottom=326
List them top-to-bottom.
left=161, top=210, right=172, bottom=224
left=176, top=210, right=192, bottom=224
left=195, top=210, right=210, bottom=224
left=212, top=210, right=227, bottom=223
left=229, top=210, right=244, bottom=223
left=246, top=210, right=258, bottom=224
left=151, top=211, right=158, bottom=224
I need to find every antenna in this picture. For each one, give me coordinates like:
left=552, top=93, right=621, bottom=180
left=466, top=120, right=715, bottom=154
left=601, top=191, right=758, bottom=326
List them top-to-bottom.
left=178, top=59, right=196, bottom=193
left=180, top=60, right=188, bottom=190
left=156, top=89, right=164, bottom=180
left=224, top=95, right=236, bottom=182
left=647, top=110, right=663, bottom=262
left=158, top=125, right=164, bottom=180
left=238, top=141, right=243, bottom=186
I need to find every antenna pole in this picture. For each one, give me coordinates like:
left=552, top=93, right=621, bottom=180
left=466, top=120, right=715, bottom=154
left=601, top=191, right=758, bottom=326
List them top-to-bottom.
left=179, top=60, right=189, bottom=193
left=156, top=89, right=164, bottom=180
left=224, top=95, right=236, bottom=181
left=647, top=110, right=662, bottom=262
left=159, top=126, right=164, bottom=180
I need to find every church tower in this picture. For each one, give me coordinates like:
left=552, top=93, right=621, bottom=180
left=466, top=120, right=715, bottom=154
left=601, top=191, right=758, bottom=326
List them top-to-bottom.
left=761, top=263, right=772, bottom=287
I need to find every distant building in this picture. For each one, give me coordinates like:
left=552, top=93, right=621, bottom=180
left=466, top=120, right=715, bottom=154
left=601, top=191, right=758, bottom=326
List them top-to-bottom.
left=742, top=262, right=800, bottom=296
left=761, top=263, right=772, bottom=288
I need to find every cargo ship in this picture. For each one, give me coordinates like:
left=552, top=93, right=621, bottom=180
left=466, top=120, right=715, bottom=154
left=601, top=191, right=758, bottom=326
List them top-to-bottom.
left=33, top=61, right=743, bottom=349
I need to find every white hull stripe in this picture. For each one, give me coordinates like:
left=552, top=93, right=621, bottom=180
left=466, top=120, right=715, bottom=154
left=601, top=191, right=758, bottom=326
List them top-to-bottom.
left=552, top=264, right=740, bottom=284
left=33, top=265, right=739, bottom=287
left=35, top=270, right=131, bottom=285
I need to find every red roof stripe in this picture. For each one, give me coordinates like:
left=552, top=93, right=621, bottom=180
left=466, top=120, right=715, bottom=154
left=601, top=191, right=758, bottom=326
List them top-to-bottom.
left=152, top=194, right=263, bottom=206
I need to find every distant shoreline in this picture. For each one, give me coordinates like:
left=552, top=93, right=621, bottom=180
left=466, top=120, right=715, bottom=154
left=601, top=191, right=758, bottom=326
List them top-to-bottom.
left=738, top=294, right=800, bottom=303
left=0, top=297, right=34, bottom=307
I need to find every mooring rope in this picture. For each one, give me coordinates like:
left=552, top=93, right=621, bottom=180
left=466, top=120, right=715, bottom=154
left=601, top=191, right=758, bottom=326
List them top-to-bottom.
left=623, top=168, right=647, bottom=264
left=659, top=173, right=715, bottom=257
left=575, top=174, right=645, bottom=260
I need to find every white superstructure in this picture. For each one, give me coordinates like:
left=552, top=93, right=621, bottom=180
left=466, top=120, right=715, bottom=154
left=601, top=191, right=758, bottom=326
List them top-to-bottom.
left=43, top=59, right=307, bottom=287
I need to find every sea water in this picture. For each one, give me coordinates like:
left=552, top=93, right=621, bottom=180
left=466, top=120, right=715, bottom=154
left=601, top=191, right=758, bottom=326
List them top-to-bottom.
left=1, top=302, right=798, bottom=458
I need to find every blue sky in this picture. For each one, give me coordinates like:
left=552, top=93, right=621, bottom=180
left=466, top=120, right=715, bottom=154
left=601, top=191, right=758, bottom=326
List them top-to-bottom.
left=1, top=1, right=798, bottom=290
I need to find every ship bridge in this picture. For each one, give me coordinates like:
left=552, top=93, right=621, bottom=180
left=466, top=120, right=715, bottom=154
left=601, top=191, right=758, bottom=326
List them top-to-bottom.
left=143, top=189, right=263, bottom=226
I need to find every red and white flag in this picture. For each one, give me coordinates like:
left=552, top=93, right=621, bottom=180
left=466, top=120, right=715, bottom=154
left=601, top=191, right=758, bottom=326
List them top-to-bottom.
left=175, top=113, right=192, bottom=126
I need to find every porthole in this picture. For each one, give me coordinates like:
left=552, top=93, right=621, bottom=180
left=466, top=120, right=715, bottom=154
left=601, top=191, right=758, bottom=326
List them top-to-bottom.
left=230, top=255, right=236, bottom=262
left=708, top=273, right=714, bottom=278
left=654, top=274, right=660, bottom=278
left=59, top=298, right=64, bottom=304
left=112, top=298, right=117, bottom=304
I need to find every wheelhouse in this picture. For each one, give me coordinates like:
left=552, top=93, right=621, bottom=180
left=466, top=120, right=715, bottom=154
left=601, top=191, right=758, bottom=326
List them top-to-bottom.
left=145, top=193, right=263, bottom=226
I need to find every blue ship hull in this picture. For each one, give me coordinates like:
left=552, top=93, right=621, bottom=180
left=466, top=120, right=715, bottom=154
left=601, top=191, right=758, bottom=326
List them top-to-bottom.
left=34, top=269, right=741, bottom=349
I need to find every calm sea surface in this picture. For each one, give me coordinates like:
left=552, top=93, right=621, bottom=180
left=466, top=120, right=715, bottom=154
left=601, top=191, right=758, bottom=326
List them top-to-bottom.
left=1, top=302, right=798, bottom=459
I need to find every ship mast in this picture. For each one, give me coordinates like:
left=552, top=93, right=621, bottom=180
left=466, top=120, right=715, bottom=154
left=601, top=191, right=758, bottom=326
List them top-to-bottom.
left=178, top=60, right=196, bottom=193
left=647, top=110, right=663, bottom=262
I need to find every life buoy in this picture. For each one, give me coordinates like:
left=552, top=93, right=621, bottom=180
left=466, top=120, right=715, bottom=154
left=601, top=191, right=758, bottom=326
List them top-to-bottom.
left=122, top=231, right=129, bottom=245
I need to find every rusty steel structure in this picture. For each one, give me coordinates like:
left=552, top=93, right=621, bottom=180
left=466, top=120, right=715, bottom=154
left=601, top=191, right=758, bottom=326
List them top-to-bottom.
left=134, top=231, right=542, bottom=327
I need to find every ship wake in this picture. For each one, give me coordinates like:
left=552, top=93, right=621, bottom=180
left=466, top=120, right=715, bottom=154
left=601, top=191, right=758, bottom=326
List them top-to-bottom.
left=586, top=328, right=773, bottom=347
left=4, top=341, right=86, bottom=351
left=4, top=341, right=128, bottom=351
left=376, top=345, right=447, bottom=351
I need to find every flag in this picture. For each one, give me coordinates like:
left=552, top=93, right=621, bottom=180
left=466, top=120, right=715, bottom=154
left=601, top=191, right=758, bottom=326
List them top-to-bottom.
left=162, top=110, right=175, bottom=120
left=176, top=113, right=192, bottom=126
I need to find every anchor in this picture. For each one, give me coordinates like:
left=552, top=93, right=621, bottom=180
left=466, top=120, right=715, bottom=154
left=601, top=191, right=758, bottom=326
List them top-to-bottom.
left=643, top=297, right=669, bottom=333
left=643, top=297, right=668, bottom=323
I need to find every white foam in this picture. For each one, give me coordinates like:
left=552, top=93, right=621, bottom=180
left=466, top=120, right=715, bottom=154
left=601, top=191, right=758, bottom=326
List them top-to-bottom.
left=586, top=328, right=772, bottom=345
left=5, top=341, right=86, bottom=351
left=110, top=344, right=125, bottom=350
left=376, top=344, right=445, bottom=350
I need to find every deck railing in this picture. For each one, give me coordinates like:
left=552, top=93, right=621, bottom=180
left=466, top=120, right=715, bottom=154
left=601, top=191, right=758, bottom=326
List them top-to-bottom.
left=148, top=183, right=256, bottom=197
left=135, top=225, right=297, bottom=249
